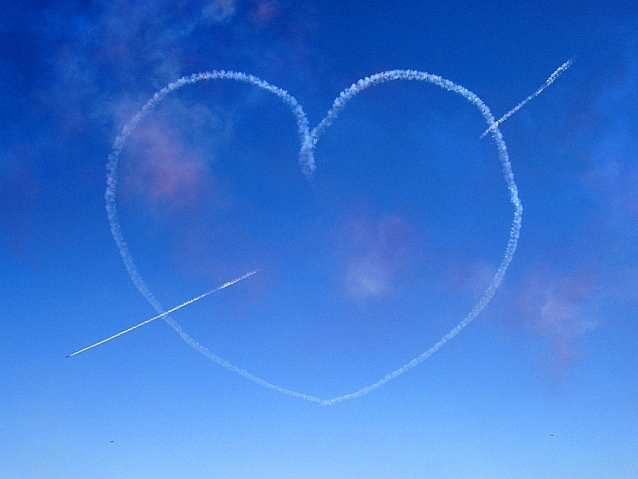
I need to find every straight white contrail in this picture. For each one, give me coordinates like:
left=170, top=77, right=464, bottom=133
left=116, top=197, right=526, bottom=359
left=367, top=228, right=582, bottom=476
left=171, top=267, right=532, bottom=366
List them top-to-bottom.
left=480, top=58, right=574, bottom=138
left=66, top=270, right=258, bottom=358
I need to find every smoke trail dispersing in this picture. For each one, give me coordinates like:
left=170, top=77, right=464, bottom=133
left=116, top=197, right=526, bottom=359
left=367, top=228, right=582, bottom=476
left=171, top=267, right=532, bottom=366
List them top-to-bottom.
left=480, top=58, right=574, bottom=139
left=103, top=63, right=567, bottom=404
left=66, top=270, right=258, bottom=358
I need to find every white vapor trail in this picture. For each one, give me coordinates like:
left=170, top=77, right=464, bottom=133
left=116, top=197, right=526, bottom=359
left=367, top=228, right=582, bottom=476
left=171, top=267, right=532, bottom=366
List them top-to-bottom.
left=480, top=58, right=574, bottom=139
left=102, top=62, right=568, bottom=404
left=66, top=270, right=258, bottom=358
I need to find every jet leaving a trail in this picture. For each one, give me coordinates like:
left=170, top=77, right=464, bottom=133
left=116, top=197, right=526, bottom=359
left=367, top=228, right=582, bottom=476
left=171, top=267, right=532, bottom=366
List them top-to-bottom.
left=66, top=270, right=258, bottom=358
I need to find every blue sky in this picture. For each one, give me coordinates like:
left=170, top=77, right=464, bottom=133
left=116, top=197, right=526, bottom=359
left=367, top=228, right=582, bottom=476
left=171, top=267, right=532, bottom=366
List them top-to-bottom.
left=1, top=0, right=637, bottom=477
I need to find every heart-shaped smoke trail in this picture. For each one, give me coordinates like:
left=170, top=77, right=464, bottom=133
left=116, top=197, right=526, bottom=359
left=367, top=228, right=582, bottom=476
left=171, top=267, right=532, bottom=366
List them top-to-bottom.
left=72, top=62, right=571, bottom=405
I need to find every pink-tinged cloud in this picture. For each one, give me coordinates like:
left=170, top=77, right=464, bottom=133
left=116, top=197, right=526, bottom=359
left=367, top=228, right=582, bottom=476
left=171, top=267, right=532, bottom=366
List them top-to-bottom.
left=121, top=118, right=211, bottom=216
left=337, top=213, right=415, bottom=302
left=506, top=266, right=598, bottom=376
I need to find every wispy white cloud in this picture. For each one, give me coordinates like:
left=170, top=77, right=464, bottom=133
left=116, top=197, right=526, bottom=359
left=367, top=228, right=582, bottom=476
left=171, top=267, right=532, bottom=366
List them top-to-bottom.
left=202, top=0, right=238, bottom=23
left=337, top=213, right=415, bottom=302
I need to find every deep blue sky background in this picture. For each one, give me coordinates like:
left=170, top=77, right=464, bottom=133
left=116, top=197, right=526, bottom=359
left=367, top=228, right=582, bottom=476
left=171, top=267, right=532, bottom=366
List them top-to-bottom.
left=1, top=1, right=637, bottom=478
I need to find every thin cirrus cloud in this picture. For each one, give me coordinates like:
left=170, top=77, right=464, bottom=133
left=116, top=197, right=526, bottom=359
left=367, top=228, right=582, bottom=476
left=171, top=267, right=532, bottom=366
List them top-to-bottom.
left=203, top=0, right=239, bottom=23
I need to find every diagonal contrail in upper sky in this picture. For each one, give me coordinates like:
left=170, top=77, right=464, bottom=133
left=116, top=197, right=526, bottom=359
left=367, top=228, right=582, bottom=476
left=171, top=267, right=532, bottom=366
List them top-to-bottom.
left=480, top=58, right=574, bottom=138
left=66, top=270, right=258, bottom=358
